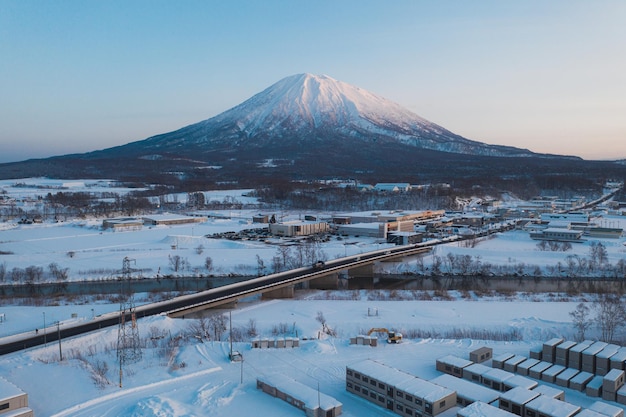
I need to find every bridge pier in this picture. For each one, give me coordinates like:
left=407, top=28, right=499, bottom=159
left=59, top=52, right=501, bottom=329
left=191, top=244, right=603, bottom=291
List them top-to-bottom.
left=347, top=263, right=375, bottom=279
left=309, top=273, right=340, bottom=290
left=262, top=285, right=295, bottom=299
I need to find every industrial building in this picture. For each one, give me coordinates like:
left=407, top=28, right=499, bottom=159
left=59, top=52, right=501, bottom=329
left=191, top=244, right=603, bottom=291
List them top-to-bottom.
left=346, top=359, right=456, bottom=417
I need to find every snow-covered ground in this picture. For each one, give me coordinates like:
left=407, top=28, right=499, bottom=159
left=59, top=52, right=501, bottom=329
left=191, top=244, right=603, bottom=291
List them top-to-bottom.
left=1, top=178, right=626, bottom=416
left=1, top=292, right=625, bottom=416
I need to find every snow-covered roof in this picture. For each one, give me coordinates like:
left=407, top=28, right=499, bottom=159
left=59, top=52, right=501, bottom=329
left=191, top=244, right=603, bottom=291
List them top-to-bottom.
left=143, top=213, right=206, bottom=222
left=556, top=340, right=577, bottom=351
left=569, top=340, right=594, bottom=353
left=582, top=341, right=608, bottom=356
left=596, top=343, right=620, bottom=359
left=493, top=352, right=515, bottom=363
left=436, top=354, right=472, bottom=368
left=504, top=355, right=527, bottom=367
left=517, top=358, right=540, bottom=371
left=347, top=359, right=414, bottom=387
left=529, top=361, right=552, bottom=374
left=464, top=362, right=492, bottom=376
left=542, top=364, right=565, bottom=378
left=483, top=368, right=514, bottom=383
left=556, top=368, right=579, bottom=382
left=603, top=368, right=625, bottom=382
left=569, top=371, right=594, bottom=385
left=257, top=374, right=342, bottom=411
left=431, top=374, right=499, bottom=404
left=504, top=375, right=538, bottom=390
left=0, top=376, right=25, bottom=401
left=532, top=384, right=563, bottom=399
left=499, top=386, right=540, bottom=405
left=525, top=395, right=580, bottom=417
left=458, top=400, right=516, bottom=417
left=588, top=400, right=624, bottom=417
left=575, top=409, right=605, bottom=417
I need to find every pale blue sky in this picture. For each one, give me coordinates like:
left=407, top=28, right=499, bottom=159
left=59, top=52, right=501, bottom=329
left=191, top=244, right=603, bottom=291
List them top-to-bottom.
left=1, top=0, right=625, bottom=163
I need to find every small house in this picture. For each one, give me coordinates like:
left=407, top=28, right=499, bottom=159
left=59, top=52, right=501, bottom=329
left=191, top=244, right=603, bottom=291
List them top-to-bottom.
left=469, top=346, right=493, bottom=364
left=436, top=355, right=473, bottom=378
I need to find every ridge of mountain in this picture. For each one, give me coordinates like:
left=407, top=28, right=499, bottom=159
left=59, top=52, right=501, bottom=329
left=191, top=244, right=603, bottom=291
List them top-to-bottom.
left=122, top=73, right=538, bottom=158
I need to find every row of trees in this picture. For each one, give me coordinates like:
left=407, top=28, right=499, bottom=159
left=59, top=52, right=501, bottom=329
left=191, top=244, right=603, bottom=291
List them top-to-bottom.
left=409, top=241, right=625, bottom=279
left=264, top=242, right=327, bottom=275
left=0, top=262, right=68, bottom=283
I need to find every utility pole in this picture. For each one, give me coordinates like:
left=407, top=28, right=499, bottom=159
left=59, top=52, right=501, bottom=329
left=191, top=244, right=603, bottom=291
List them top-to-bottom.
left=57, top=322, right=63, bottom=361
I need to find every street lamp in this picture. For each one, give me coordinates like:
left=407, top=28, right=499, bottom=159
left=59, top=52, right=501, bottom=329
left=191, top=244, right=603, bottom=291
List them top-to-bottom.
left=42, top=312, right=46, bottom=346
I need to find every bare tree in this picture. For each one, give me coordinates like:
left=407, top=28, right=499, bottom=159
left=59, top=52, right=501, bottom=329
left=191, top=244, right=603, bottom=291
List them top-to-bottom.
left=256, top=254, right=266, bottom=276
left=169, top=255, right=181, bottom=272
left=204, top=256, right=213, bottom=272
left=49, top=262, right=69, bottom=281
left=25, top=265, right=44, bottom=282
left=594, top=295, right=626, bottom=342
left=569, top=302, right=593, bottom=341
left=208, top=314, right=228, bottom=341
left=188, top=317, right=211, bottom=342
left=245, top=319, right=257, bottom=338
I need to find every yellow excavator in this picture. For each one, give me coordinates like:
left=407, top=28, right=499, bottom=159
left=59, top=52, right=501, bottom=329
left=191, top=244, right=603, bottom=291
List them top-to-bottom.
left=367, top=328, right=403, bottom=344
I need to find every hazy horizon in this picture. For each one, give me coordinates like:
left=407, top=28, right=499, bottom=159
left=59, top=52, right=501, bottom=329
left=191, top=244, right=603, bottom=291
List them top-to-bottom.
left=1, top=1, right=625, bottom=164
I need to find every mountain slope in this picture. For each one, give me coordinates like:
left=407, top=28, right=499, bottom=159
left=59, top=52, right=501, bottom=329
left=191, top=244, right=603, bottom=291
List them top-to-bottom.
left=125, top=73, right=535, bottom=158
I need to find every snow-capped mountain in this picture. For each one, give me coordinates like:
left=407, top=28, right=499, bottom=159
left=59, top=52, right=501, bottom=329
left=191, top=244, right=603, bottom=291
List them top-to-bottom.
left=5, top=73, right=605, bottom=183
left=137, top=73, right=534, bottom=157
